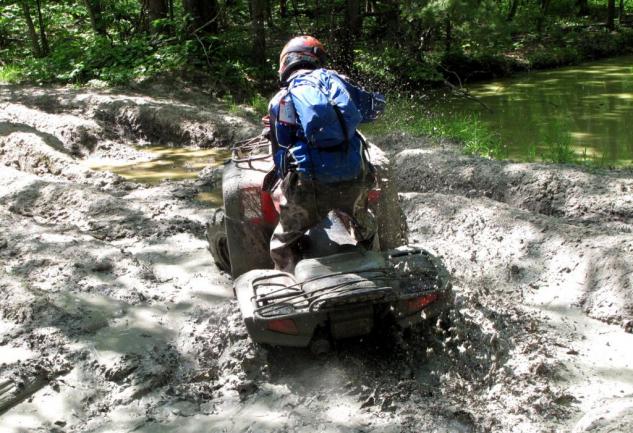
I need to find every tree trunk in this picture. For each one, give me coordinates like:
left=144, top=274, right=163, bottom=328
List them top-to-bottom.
left=20, top=0, right=42, bottom=57
left=34, top=0, right=49, bottom=55
left=83, top=0, right=107, bottom=35
left=146, top=0, right=168, bottom=31
left=183, top=0, right=219, bottom=33
left=251, top=0, right=266, bottom=67
left=280, top=0, right=287, bottom=18
left=339, top=0, right=362, bottom=66
left=346, top=0, right=362, bottom=36
left=379, top=0, right=399, bottom=39
left=507, top=0, right=520, bottom=21
left=536, top=0, right=551, bottom=33
left=576, top=0, right=589, bottom=15
left=607, top=0, right=616, bottom=29
left=619, top=0, right=624, bottom=21
left=444, top=16, right=452, bottom=53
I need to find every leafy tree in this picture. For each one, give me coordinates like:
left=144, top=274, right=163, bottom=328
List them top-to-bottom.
left=0, top=0, right=630, bottom=89
left=145, top=0, right=168, bottom=32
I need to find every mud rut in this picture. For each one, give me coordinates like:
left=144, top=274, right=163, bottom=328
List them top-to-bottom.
left=1, top=85, right=632, bottom=433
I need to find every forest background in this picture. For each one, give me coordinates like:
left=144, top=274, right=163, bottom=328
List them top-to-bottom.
left=2, top=0, right=633, bottom=97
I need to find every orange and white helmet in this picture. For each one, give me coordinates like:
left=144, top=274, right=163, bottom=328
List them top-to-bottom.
left=278, top=35, right=327, bottom=84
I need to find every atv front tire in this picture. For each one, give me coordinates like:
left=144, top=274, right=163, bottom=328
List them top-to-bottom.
left=206, top=208, right=231, bottom=273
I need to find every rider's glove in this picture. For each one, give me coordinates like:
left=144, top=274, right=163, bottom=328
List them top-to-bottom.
left=371, top=93, right=386, bottom=117
left=261, top=115, right=272, bottom=139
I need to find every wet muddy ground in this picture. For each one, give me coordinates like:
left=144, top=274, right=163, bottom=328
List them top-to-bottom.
left=1, top=84, right=632, bottom=432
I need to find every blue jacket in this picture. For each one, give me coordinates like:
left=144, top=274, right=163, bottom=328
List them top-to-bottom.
left=268, top=69, right=385, bottom=180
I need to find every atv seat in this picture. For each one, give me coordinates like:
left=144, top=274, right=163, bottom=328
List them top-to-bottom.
left=294, top=250, right=387, bottom=283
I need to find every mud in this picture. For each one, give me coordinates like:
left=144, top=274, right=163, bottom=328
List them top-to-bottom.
left=1, top=84, right=632, bottom=432
left=388, top=141, right=633, bottom=326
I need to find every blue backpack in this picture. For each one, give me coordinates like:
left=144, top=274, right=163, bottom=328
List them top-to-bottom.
left=286, top=69, right=365, bottom=183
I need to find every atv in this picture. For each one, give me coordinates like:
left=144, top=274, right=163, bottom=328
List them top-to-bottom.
left=206, top=135, right=453, bottom=352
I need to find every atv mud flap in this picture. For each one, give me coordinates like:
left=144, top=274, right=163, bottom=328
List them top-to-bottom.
left=329, top=305, right=374, bottom=339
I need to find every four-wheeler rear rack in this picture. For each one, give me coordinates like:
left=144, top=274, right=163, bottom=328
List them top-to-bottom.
left=251, top=268, right=397, bottom=317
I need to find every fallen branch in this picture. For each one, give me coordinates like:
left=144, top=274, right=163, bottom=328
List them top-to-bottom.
left=193, top=33, right=213, bottom=70
left=439, top=65, right=493, bottom=113
left=443, top=79, right=494, bottom=113
left=0, top=362, right=71, bottom=416
left=0, top=375, right=49, bottom=415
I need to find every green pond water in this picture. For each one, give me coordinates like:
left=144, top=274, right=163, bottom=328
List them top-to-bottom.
left=440, top=55, right=633, bottom=165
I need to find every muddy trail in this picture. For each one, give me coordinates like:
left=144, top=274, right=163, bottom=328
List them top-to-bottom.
left=1, top=84, right=632, bottom=433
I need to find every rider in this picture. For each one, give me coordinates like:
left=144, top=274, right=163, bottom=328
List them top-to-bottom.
left=266, top=35, right=386, bottom=272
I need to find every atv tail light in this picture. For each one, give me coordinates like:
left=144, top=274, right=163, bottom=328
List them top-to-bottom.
left=240, top=186, right=279, bottom=226
left=367, top=188, right=381, bottom=205
left=260, top=190, right=279, bottom=225
left=406, top=293, right=439, bottom=313
left=266, top=318, right=299, bottom=335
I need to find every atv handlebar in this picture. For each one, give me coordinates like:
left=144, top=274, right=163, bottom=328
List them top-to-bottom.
left=231, top=135, right=272, bottom=164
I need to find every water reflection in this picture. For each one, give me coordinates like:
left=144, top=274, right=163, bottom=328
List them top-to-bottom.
left=442, top=55, right=633, bottom=164
left=89, top=146, right=229, bottom=204
left=195, top=190, right=223, bottom=206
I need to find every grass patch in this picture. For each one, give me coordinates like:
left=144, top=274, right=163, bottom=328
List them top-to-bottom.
left=0, top=65, right=23, bottom=83
left=222, top=92, right=270, bottom=124
left=249, top=94, right=269, bottom=117
left=362, top=98, right=506, bottom=159
left=543, top=121, right=577, bottom=164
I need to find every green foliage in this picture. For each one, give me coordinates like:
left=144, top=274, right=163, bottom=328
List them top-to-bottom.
left=0, top=0, right=275, bottom=91
left=1, top=0, right=632, bottom=92
left=6, top=34, right=189, bottom=84
left=354, top=46, right=442, bottom=88
left=0, top=64, right=22, bottom=83
left=221, top=92, right=268, bottom=122
left=223, top=94, right=242, bottom=114
left=249, top=94, right=269, bottom=117
left=363, top=98, right=505, bottom=159
left=459, top=117, right=506, bottom=159
left=543, top=121, right=577, bottom=164
left=527, top=142, right=538, bottom=162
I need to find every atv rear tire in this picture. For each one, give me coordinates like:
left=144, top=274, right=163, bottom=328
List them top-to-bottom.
left=366, top=142, right=408, bottom=249
left=206, top=208, right=231, bottom=273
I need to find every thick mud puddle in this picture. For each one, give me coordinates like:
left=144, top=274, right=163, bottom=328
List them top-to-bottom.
left=87, top=145, right=228, bottom=205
